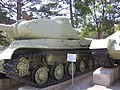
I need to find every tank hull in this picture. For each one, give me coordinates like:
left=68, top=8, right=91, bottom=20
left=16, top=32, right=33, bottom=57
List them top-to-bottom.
left=0, top=38, right=96, bottom=88
left=0, top=39, right=91, bottom=60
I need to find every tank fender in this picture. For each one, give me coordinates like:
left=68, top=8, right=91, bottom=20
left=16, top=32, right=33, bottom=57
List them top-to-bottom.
left=0, top=48, right=17, bottom=60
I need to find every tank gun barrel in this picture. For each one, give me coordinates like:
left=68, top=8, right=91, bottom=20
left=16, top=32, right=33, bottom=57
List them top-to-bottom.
left=0, top=24, right=13, bottom=32
left=0, top=24, right=16, bottom=38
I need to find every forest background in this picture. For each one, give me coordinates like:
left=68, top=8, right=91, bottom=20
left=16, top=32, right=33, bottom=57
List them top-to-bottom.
left=0, top=0, right=119, bottom=46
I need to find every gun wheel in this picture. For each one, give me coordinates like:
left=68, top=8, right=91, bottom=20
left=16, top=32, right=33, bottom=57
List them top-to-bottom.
left=16, top=57, right=29, bottom=77
left=79, top=60, right=86, bottom=72
left=53, top=64, right=64, bottom=80
left=34, top=67, right=49, bottom=85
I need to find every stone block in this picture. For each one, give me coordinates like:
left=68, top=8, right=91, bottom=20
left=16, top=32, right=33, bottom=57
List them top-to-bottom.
left=114, top=66, right=119, bottom=81
left=119, top=66, right=120, bottom=79
left=93, top=67, right=119, bottom=86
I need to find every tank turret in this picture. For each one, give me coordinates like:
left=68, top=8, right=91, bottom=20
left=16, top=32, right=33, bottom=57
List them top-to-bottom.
left=0, top=17, right=77, bottom=39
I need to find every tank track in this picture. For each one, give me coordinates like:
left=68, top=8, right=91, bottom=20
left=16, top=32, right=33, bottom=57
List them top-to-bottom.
left=3, top=48, right=96, bottom=88
left=92, top=49, right=116, bottom=68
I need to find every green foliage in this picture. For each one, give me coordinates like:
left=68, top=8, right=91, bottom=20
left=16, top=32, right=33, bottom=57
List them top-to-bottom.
left=0, top=0, right=70, bottom=19
left=74, top=0, right=120, bottom=39
left=74, top=1, right=92, bottom=16
left=38, top=3, right=62, bottom=17
left=0, top=9, right=9, bottom=23
left=80, top=24, right=96, bottom=38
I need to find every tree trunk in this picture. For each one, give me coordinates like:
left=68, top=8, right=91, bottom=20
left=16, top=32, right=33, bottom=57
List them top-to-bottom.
left=17, top=0, right=21, bottom=20
left=70, top=0, right=74, bottom=27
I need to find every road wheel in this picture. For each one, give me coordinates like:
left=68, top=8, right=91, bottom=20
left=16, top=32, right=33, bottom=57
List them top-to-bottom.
left=79, top=60, right=86, bottom=72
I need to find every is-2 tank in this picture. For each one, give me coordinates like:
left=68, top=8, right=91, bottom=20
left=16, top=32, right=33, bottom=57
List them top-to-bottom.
left=0, top=16, right=94, bottom=88
left=90, top=31, right=120, bottom=67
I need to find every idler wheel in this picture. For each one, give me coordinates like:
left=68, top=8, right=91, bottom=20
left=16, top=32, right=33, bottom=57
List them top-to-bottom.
left=16, top=57, right=29, bottom=77
left=88, top=59, right=93, bottom=70
left=79, top=60, right=86, bottom=72
left=65, top=62, right=76, bottom=75
left=53, top=64, right=64, bottom=80
left=34, top=67, right=49, bottom=85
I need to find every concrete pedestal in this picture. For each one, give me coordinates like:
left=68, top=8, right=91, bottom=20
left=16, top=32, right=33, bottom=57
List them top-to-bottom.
left=93, top=66, right=120, bottom=86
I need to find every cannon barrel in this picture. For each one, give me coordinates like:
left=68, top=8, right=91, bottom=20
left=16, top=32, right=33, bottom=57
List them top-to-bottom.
left=0, top=17, right=78, bottom=39
left=0, top=23, right=18, bottom=38
left=0, top=24, right=13, bottom=32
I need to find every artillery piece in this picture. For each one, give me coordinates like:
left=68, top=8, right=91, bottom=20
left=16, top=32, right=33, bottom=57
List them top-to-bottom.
left=0, top=17, right=93, bottom=88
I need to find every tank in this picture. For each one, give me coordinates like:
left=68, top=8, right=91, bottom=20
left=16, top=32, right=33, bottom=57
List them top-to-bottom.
left=0, top=16, right=94, bottom=88
left=90, top=31, right=120, bottom=67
